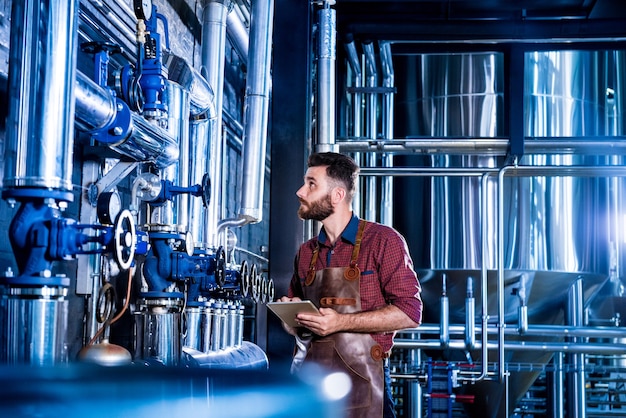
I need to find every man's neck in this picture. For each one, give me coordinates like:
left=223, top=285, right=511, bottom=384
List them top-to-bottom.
left=322, top=209, right=353, bottom=246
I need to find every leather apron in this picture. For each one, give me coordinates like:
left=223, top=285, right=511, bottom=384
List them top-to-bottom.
left=299, top=220, right=385, bottom=418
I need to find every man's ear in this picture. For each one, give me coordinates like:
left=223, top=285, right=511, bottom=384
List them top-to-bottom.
left=332, top=186, right=346, bottom=204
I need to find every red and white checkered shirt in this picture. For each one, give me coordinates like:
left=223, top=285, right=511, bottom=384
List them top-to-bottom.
left=289, top=215, right=423, bottom=351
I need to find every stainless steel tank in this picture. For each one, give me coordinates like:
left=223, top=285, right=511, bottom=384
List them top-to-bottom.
left=395, top=49, right=624, bottom=418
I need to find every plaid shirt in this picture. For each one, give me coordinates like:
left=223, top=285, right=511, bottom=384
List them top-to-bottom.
left=289, top=215, right=423, bottom=351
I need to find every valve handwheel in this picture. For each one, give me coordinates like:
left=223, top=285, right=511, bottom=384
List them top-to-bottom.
left=113, top=210, right=137, bottom=270
left=215, top=246, right=226, bottom=287
left=239, top=260, right=250, bottom=297
left=250, top=264, right=259, bottom=302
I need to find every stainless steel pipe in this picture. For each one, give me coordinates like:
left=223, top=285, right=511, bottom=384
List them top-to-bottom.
left=4, top=0, right=79, bottom=193
left=201, top=0, right=231, bottom=248
left=239, top=0, right=274, bottom=223
left=316, top=4, right=337, bottom=153
left=74, top=71, right=180, bottom=169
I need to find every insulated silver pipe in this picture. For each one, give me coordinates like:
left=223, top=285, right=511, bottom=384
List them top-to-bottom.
left=1, top=0, right=77, bottom=366
left=4, top=0, right=78, bottom=193
left=201, top=0, right=231, bottom=247
left=238, top=0, right=274, bottom=223
left=316, top=3, right=337, bottom=153
left=227, top=10, right=249, bottom=64
left=163, top=52, right=217, bottom=117
left=74, top=71, right=180, bottom=169
left=74, top=72, right=116, bottom=132
left=166, top=81, right=190, bottom=230
left=116, top=113, right=179, bottom=169
left=189, top=118, right=212, bottom=247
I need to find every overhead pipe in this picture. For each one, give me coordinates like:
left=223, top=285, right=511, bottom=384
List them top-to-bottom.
left=218, top=0, right=274, bottom=231
left=315, top=2, right=337, bottom=153
left=336, top=137, right=626, bottom=155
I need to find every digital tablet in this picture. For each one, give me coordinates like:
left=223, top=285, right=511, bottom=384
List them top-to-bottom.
left=267, top=300, right=320, bottom=328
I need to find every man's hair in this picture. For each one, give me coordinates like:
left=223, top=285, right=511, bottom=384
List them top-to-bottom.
left=308, top=152, right=359, bottom=199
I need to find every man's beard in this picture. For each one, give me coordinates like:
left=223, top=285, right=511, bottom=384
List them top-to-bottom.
left=298, top=193, right=334, bottom=221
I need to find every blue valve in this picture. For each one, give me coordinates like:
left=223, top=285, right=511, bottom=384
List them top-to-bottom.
left=137, top=6, right=170, bottom=119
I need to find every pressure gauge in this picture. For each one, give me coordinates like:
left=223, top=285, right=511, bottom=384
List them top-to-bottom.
left=133, top=0, right=152, bottom=20
left=97, top=191, right=122, bottom=225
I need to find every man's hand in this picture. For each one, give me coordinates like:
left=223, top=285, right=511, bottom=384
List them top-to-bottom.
left=295, top=307, right=342, bottom=336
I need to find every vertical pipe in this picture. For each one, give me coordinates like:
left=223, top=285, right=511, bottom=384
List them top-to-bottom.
left=1, top=0, right=77, bottom=366
left=4, top=0, right=78, bottom=196
left=201, top=0, right=231, bottom=247
left=239, top=0, right=274, bottom=223
left=316, top=3, right=337, bottom=153
left=226, top=11, right=249, bottom=64
left=344, top=40, right=362, bottom=216
left=363, top=42, right=377, bottom=221
left=379, top=42, right=394, bottom=226
left=148, top=81, right=189, bottom=230
left=172, top=82, right=190, bottom=230
left=189, top=118, right=212, bottom=247
left=498, top=168, right=507, bottom=383
left=440, top=274, right=449, bottom=346
left=465, top=277, right=476, bottom=348
left=566, top=277, right=586, bottom=418
left=409, top=349, right=423, bottom=418
left=550, top=353, right=565, bottom=418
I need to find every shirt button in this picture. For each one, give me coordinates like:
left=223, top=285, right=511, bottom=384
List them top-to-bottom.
left=331, top=250, right=335, bottom=254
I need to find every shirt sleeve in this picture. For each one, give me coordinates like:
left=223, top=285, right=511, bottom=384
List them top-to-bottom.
left=378, top=229, right=423, bottom=325
left=287, top=253, right=304, bottom=299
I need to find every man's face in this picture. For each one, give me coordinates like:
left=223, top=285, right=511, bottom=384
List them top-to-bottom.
left=296, top=166, right=335, bottom=221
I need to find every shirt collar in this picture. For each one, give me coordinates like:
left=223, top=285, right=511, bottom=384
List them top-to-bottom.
left=318, top=214, right=360, bottom=246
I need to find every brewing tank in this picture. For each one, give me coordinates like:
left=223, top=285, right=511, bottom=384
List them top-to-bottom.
left=394, top=50, right=625, bottom=418
left=396, top=50, right=625, bottom=277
